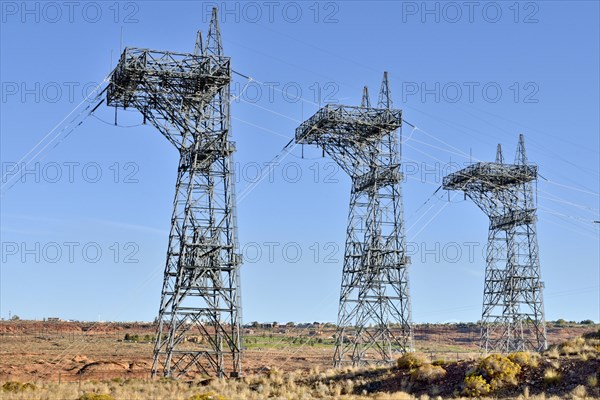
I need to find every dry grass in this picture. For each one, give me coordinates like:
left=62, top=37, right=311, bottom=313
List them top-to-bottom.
left=2, top=327, right=599, bottom=399
left=554, top=336, right=599, bottom=359
left=508, top=352, right=540, bottom=368
left=0, top=366, right=597, bottom=400
left=543, top=368, right=561, bottom=386
left=0, top=378, right=411, bottom=400
left=570, top=385, right=587, bottom=399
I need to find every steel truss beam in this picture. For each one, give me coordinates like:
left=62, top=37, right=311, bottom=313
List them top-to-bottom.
left=107, top=8, right=243, bottom=378
left=296, top=74, right=413, bottom=367
left=443, top=135, right=547, bottom=353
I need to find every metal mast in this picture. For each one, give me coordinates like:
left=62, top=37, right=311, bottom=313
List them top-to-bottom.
left=106, top=8, right=243, bottom=378
left=296, top=72, right=413, bottom=367
left=443, top=134, right=546, bottom=352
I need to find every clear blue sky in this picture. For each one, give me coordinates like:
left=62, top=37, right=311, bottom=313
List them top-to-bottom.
left=1, top=1, right=598, bottom=324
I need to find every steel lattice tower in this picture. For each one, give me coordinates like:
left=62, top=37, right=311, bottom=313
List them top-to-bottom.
left=106, top=9, right=243, bottom=378
left=296, top=73, right=413, bottom=367
left=443, top=135, right=547, bottom=353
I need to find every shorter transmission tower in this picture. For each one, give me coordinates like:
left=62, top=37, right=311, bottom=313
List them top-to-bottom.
left=296, top=73, right=412, bottom=367
left=443, top=135, right=547, bottom=352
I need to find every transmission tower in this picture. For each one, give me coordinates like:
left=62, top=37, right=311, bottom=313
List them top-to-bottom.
left=106, top=8, right=243, bottom=378
left=296, top=73, right=413, bottom=367
left=443, top=134, right=547, bottom=352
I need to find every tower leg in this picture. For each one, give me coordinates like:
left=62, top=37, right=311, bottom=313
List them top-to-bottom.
left=151, top=96, right=242, bottom=379
left=334, top=169, right=412, bottom=367
left=335, top=186, right=368, bottom=367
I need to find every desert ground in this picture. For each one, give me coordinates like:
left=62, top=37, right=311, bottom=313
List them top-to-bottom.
left=0, top=321, right=598, bottom=399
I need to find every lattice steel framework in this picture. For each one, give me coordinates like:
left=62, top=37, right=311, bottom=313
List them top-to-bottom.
left=106, top=9, right=243, bottom=378
left=296, top=73, right=413, bottom=367
left=443, top=135, right=547, bottom=352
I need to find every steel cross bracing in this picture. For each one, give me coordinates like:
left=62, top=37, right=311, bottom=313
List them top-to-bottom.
left=106, top=8, right=243, bottom=378
left=296, top=73, right=413, bottom=367
left=443, top=135, right=547, bottom=353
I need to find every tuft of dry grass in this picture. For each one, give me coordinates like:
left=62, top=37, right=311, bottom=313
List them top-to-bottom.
left=546, top=347, right=560, bottom=359
left=543, top=368, right=562, bottom=386
left=570, top=385, right=587, bottom=399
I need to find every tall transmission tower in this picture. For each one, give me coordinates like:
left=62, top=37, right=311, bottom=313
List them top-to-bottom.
left=106, top=8, right=243, bottom=378
left=296, top=73, right=413, bottom=367
left=443, top=134, right=547, bottom=353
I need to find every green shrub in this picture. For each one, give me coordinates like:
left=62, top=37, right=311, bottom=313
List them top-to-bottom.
left=583, top=330, right=600, bottom=340
left=397, top=352, right=428, bottom=370
left=478, top=354, right=521, bottom=389
left=431, top=358, right=446, bottom=366
left=411, top=364, right=446, bottom=382
left=463, top=374, right=491, bottom=397
left=2, top=381, right=36, bottom=392
left=2, top=382, right=22, bottom=392
left=21, top=382, right=36, bottom=391
left=77, top=394, right=115, bottom=400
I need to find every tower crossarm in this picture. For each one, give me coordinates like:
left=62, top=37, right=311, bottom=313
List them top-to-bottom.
left=107, top=47, right=231, bottom=150
left=295, top=104, right=402, bottom=175
left=442, top=162, right=537, bottom=191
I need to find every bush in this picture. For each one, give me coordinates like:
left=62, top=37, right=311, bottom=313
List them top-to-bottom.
left=583, top=330, right=600, bottom=340
left=508, top=351, right=539, bottom=368
left=397, top=352, right=428, bottom=370
left=477, top=354, right=521, bottom=389
left=431, top=358, right=446, bottom=366
left=411, top=364, right=446, bottom=382
left=463, top=374, right=491, bottom=397
left=2, top=381, right=36, bottom=392
left=2, top=382, right=22, bottom=392
left=78, top=394, right=115, bottom=400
